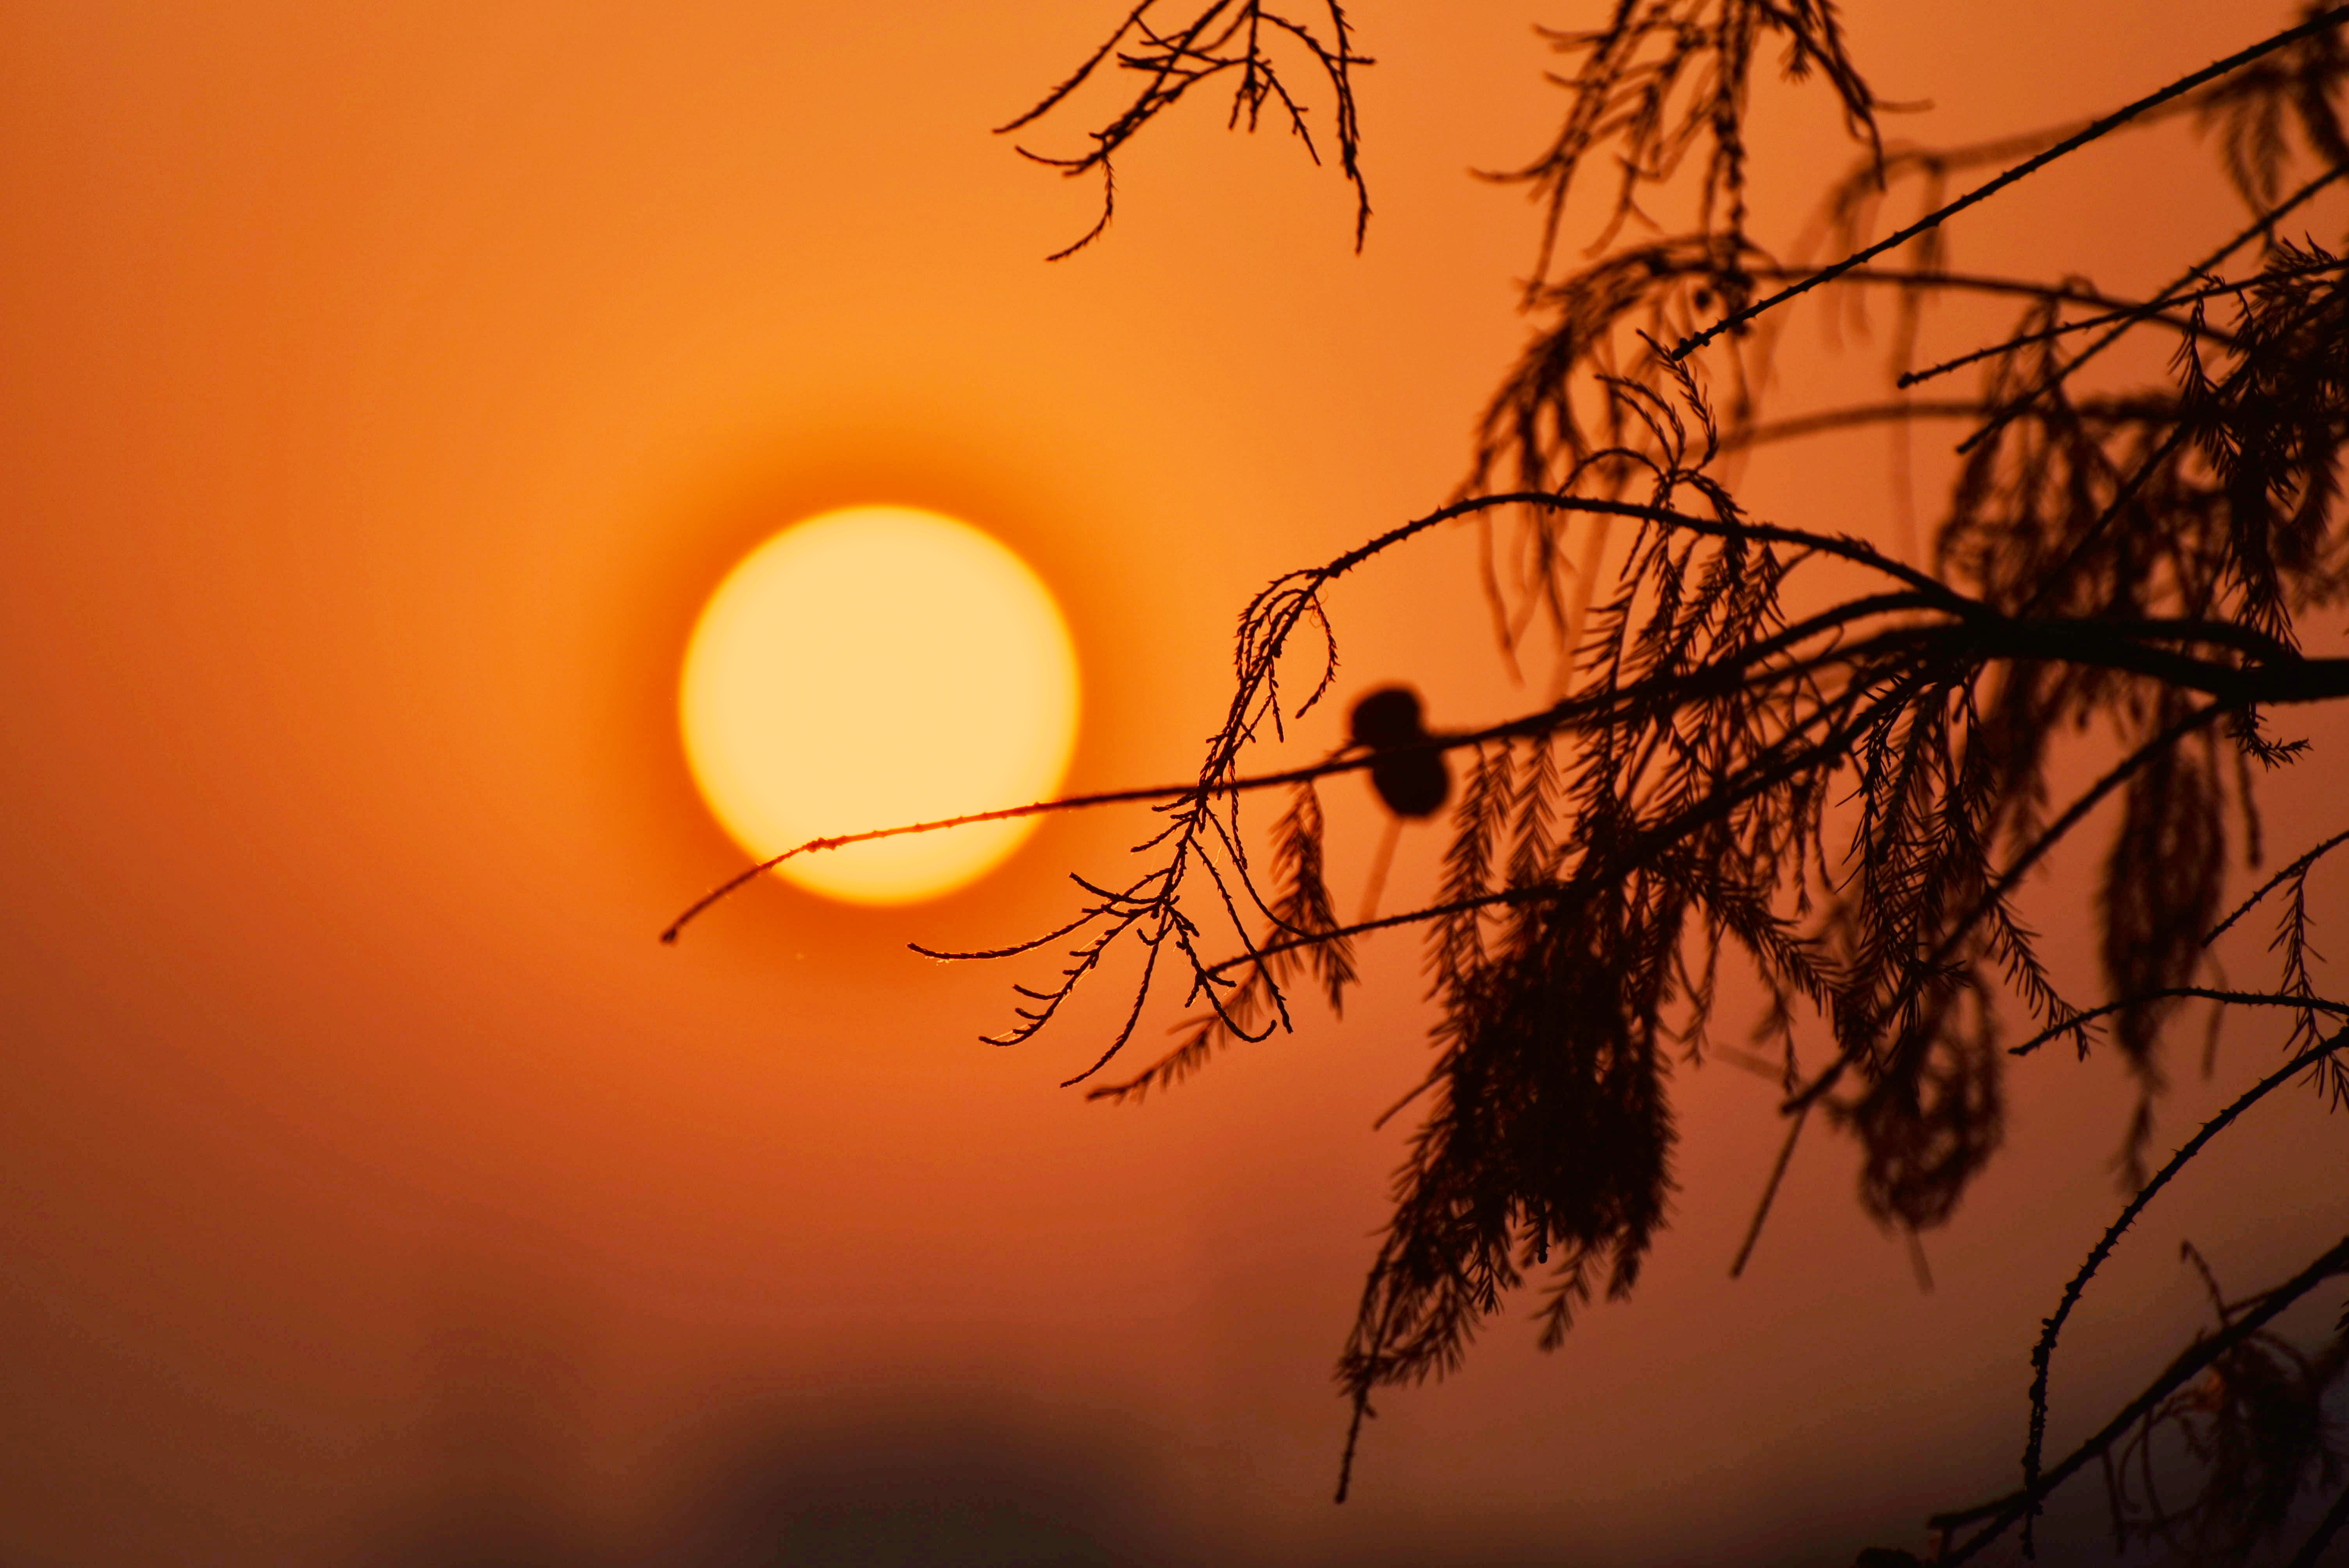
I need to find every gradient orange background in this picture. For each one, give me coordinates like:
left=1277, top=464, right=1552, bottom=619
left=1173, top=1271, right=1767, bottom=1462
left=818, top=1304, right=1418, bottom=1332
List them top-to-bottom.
left=4, top=2, right=2345, bottom=1562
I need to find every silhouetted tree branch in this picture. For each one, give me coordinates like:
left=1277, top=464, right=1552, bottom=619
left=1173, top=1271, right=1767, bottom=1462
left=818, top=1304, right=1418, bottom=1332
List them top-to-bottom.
left=998, top=0, right=1371, bottom=257
left=670, top=3, right=2349, bottom=1559
left=1001, top=5, right=2349, bottom=1550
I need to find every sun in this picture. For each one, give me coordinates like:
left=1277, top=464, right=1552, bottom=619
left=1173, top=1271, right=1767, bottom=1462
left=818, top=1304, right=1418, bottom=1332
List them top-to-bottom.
left=679, top=505, right=1081, bottom=906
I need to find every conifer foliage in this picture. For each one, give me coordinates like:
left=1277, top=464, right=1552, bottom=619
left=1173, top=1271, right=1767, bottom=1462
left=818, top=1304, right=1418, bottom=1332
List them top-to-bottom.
left=674, top=3, right=2349, bottom=1559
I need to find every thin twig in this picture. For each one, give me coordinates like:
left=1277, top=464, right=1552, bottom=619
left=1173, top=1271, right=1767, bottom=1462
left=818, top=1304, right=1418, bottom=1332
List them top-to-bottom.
left=1671, top=8, right=2349, bottom=360
left=2208, top=826, right=2349, bottom=944
left=2008, top=988, right=2349, bottom=1058
left=2012, top=1025, right=2349, bottom=1553
left=1728, top=1101, right=1810, bottom=1278
left=1939, top=1227, right=2349, bottom=1562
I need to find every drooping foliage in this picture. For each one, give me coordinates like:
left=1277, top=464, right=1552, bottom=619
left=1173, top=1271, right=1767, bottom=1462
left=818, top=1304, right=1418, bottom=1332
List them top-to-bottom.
left=996, top=0, right=1370, bottom=259
left=671, top=5, right=2349, bottom=1560
left=969, top=5, right=2349, bottom=1555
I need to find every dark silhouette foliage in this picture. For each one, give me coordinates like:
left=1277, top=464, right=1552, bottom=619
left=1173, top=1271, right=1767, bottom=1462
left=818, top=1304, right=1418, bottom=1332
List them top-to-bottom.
left=994, top=0, right=1371, bottom=260
left=667, top=4, right=2349, bottom=1561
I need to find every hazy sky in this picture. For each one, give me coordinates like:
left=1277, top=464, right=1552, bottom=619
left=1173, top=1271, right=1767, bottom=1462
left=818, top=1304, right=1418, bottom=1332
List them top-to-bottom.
left=4, top=2, right=2345, bottom=1563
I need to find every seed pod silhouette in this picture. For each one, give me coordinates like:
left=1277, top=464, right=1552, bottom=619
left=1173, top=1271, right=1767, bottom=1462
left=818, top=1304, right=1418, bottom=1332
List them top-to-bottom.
left=1349, top=685, right=1450, bottom=818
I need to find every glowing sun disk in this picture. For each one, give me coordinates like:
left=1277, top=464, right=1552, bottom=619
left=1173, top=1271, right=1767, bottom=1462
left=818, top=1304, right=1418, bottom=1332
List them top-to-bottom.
left=679, top=505, right=1080, bottom=905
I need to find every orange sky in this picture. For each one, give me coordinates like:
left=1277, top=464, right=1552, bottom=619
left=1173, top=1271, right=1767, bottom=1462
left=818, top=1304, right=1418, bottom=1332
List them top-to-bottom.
left=3, top=2, right=2345, bottom=1563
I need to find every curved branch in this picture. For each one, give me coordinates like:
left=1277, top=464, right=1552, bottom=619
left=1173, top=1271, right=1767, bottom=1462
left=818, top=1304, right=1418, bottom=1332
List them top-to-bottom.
left=1322, top=490, right=1964, bottom=604
left=659, top=752, right=1362, bottom=944
left=2207, top=825, right=2349, bottom=944
left=2008, top=987, right=2349, bottom=1058
left=2004, top=1025, right=2349, bottom=1557
left=1934, top=1203, right=2349, bottom=1561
